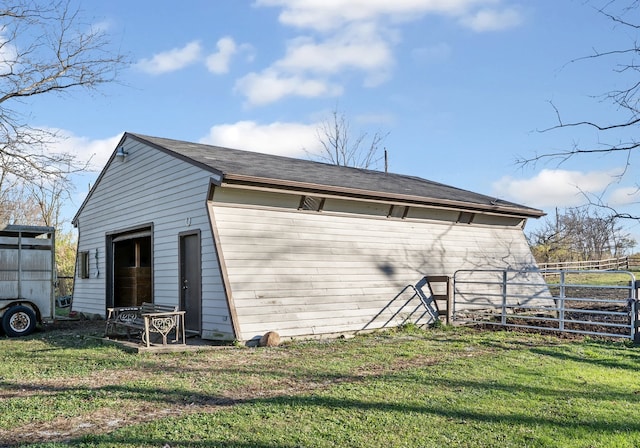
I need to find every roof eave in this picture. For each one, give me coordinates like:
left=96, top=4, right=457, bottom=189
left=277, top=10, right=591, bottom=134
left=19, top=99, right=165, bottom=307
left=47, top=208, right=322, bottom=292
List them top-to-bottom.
left=128, top=133, right=225, bottom=180
left=222, top=173, right=546, bottom=219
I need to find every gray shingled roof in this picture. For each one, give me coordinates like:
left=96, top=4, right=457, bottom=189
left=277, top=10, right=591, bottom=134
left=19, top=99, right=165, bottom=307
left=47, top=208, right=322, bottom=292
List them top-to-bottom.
left=129, top=133, right=544, bottom=218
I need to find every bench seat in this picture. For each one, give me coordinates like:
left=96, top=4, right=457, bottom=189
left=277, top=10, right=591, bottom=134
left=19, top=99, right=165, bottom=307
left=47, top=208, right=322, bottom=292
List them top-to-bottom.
left=105, top=302, right=186, bottom=347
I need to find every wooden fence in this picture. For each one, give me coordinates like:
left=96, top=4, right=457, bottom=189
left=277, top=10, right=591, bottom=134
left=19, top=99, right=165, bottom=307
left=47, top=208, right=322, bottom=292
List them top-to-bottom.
left=538, top=255, right=640, bottom=271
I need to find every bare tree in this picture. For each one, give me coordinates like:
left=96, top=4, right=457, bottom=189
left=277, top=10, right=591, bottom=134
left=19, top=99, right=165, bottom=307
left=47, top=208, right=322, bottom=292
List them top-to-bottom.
left=0, top=0, right=125, bottom=185
left=518, top=1, right=640, bottom=218
left=315, top=108, right=389, bottom=170
left=25, top=176, right=71, bottom=228
left=0, top=179, right=68, bottom=227
left=528, top=206, right=636, bottom=262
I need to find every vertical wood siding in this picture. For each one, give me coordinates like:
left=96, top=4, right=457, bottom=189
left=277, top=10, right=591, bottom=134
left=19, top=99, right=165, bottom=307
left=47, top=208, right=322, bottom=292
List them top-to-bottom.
left=73, top=140, right=234, bottom=339
left=211, top=203, right=538, bottom=341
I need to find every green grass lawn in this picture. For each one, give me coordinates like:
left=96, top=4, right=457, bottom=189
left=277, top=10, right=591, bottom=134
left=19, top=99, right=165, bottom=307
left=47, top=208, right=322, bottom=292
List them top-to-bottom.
left=541, top=270, right=637, bottom=287
left=546, top=270, right=640, bottom=287
left=2, top=322, right=640, bottom=447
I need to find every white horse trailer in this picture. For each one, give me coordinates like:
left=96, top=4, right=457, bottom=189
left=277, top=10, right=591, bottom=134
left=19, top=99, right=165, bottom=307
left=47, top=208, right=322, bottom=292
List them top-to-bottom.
left=0, top=225, right=55, bottom=336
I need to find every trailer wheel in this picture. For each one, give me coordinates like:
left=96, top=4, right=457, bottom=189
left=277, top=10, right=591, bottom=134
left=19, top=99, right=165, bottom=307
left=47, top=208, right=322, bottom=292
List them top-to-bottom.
left=2, top=305, right=37, bottom=337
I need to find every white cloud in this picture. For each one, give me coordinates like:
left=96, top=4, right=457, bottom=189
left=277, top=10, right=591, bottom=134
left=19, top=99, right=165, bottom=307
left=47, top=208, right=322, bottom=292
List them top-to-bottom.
left=244, top=0, right=520, bottom=105
left=255, top=0, right=521, bottom=32
left=255, top=0, right=493, bottom=31
left=459, top=7, right=523, bottom=32
left=90, top=19, right=113, bottom=34
left=235, top=22, right=392, bottom=105
left=276, top=23, right=394, bottom=80
left=0, top=34, right=17, bottom=75
left=206, top=37, right=238, bottom=74
left=135, top=40, right=202, bottom=74
left=235, top=70, right=342, bottom=106
left=200, top=120, right=322, bottom=157
left=47, top=130, right=123, bottom=170
left=492, top=168, right=621, bottom=208
left=609, top=186, right=640, bottom=206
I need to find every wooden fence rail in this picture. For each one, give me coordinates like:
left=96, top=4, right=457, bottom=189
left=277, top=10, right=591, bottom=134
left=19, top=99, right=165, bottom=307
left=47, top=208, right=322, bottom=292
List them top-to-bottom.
left=538, top=256, right=640, bottom=271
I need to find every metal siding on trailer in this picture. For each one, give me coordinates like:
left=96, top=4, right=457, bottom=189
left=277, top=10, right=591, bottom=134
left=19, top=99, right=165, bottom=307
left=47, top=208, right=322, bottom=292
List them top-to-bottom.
left=0, top=229, right=54, bottom=320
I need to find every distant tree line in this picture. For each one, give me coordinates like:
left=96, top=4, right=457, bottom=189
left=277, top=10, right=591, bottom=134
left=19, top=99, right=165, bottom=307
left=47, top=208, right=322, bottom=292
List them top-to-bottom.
left=528, top=207, right=637, bottom=263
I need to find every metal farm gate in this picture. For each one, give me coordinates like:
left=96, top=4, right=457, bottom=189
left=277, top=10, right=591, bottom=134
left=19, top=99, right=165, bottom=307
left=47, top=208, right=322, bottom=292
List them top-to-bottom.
left=452, top=269, right=638, bottom=341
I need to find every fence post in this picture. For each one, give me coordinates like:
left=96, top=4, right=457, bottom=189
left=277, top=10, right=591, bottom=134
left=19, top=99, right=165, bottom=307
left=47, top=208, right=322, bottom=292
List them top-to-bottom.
left=501, top=271, right=508, bottom=326
left=558, top=271, right=565, bottom=332
left=446, top=276, right=453, bottom=325
left=633, top=280, right=640, bottom=344
left=633, top=298, right=640, bottom=344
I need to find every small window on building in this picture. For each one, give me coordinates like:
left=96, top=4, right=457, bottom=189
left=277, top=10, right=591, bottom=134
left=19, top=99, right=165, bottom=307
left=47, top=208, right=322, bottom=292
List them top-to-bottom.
left=299, top=195, right=325, bottom=211
left=388, top=205, right=408, bottom=219
left=457, top=212, right=475, bottom=224
left=79, top=251, right=90, bottom=278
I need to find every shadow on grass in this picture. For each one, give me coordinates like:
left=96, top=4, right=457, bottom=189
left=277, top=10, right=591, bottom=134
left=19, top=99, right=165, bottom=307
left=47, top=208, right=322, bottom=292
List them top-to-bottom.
left=27, top=319, right=107, bottom=349
left=5, top=325, right=640, bottom=446
left=467, top=329, right=640, bottom=372
left=529, top=344, right=640, bottom=371
left=3, top=356, right=640, bottom=447
left=3, top=360, right=638, bottom=406
left=60, top=391, right=640, bottom=447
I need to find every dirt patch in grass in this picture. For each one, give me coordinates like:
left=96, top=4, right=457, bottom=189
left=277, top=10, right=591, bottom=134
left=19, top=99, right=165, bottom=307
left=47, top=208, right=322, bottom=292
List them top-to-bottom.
left=2, top=320, right=474, bottom=446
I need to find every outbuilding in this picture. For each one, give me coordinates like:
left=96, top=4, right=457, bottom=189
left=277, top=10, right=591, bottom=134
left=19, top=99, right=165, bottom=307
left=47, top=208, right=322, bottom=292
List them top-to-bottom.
left=72, top=132, right=545, bottom=343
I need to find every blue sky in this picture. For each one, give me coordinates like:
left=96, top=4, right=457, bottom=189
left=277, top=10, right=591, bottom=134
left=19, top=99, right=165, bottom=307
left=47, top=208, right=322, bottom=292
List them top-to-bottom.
left=22, top=0, right=640, bottom=241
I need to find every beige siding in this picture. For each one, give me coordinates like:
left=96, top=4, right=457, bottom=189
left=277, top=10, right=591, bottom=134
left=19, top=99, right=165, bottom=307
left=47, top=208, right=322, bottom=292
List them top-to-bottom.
left=73, top=139, right=234, bottom=340
left=214, top=188, right=300, bottom=209
left=323, top=198, right=389, bottom=216
left=211, top=203, right=538, bottom=341
left=404, top=207, right=459, bottom=222
left=472, top=214, right=524, bottom=226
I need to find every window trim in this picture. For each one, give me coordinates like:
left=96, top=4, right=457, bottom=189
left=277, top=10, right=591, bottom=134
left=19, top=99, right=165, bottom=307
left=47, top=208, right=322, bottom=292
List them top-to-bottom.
left=79, top=251, right=90, bottom=278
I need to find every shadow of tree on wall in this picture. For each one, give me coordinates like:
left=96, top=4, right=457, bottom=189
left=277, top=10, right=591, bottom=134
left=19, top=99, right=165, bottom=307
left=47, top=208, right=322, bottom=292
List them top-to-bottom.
left=216, top=205, right=541, bottom=339
left=365, top=223, right=458, bottom=331
left=369, top=224, right=550, bottom=330
left=361, top=282, right=435, bottom=331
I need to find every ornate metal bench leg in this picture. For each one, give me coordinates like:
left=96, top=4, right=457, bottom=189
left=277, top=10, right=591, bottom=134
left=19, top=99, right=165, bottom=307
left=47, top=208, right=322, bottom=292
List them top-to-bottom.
left=144, top=318, right=151, bottom=348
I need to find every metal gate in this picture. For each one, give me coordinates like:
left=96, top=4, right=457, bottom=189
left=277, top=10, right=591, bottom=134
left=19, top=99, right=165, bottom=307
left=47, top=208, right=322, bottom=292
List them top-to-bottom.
left=453, top=269, right=638, bottom=341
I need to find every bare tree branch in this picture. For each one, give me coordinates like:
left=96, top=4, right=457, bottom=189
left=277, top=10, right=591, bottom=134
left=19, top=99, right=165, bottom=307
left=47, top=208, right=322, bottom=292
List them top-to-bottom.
left=0, top=0, right=126, bottom=187
left=0, top=1, right=126, bottom=228
left=517, top=1, right=640, bottom=223
left=313, top=107, right=389, bottom=170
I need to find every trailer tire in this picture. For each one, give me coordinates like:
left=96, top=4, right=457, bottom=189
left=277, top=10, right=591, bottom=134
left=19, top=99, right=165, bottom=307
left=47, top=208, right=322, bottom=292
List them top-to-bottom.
left=2, top=305, right=37, bottom=337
